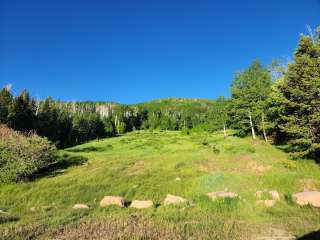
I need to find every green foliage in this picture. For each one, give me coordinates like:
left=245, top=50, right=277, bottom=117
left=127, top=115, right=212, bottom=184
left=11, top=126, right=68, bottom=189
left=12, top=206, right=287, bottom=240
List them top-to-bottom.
left=276, top=32, right=320, bottom=159
left=229, top=60, right=272, bottom=137
left=0, top=87, right=13, bottom=124
left=7, top=90, right=36, bottom=131
left=0, top=125, right=57, bottom=183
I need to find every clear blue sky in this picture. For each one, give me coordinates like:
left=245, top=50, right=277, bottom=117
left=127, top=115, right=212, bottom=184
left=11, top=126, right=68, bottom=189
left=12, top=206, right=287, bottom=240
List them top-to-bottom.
left=1, top=0, right=319, bottom=104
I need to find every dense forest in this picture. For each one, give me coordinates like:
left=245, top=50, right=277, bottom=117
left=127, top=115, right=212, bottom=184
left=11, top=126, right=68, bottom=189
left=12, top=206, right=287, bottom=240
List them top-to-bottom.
left=0, top=27, right=319, bottom=161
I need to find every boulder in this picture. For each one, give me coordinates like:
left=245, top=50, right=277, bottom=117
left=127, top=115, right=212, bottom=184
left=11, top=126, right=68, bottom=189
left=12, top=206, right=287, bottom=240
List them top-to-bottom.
left=269, top=190, right=280, bottom=201
left=207, top=191, right=238, bottom=200
left=292, top=191, right=320, bottom=208
left=164, top=194, right=187, bottom=205
left=100, top=196, right=125, bottom=207
left=130, top=200, right=153, bottom=209
left=256, top=200, right=276, bottom=207
left=73, top=204, right=89, bottom=209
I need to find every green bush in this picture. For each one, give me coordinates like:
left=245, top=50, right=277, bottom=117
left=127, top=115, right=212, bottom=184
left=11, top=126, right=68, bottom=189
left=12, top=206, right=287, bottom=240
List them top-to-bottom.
left=0, top=125, right=57, bottom=183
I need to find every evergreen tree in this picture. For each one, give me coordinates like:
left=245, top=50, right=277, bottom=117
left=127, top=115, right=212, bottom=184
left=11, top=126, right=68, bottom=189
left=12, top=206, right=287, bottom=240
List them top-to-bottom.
left=278, top=30, right=320, bottom=159
left=0, top=87, right=13, bottom=124
left=8, top=90, right=36, bottom=131
left=35, top=97, right=60, bottom=142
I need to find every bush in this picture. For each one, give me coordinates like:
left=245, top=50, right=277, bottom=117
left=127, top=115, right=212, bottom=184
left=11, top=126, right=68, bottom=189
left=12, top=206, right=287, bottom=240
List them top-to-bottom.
left=0, top=125, right=57, bottom=183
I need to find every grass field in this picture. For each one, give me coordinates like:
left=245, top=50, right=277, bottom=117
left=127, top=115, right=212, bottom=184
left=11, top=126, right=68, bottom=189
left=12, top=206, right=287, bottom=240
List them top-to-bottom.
left=1, top=130, right=320, bottom=239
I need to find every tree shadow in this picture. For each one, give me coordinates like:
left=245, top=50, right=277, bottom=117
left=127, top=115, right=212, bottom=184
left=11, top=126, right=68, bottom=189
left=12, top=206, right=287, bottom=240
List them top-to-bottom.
left=66, top=145, right=112, bottom=153
left=275, top=145, right=320, bottom=164
left=29, top=154, right=88, bottom=180
left=0, top=215, right=19, bottom=224
left=297, top=230, right=320, bottom=240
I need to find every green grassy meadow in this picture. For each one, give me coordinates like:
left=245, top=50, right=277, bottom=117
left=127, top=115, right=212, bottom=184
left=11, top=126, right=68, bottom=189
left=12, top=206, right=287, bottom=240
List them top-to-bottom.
left=1, top=130, right=320, bottom=239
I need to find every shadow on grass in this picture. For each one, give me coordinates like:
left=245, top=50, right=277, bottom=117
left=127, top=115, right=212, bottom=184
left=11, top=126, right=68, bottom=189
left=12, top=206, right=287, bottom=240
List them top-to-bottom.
left=275, top=144, right=320, bottom=164
left=66, top=145, right=113, bottom=153
left=29, top=154, right=88, bottom=180
left=0, top=215, right=19, bottom=224
left=297, top=230, right=320, bottom=240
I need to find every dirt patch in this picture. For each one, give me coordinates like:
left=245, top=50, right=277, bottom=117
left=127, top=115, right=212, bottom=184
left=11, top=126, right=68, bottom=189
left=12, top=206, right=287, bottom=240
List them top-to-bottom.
left=235, top=155, right=252, bottom=162
left=198, top=160, right=219, bottom=172
left=123, top=161, right=145, bottom=176
left=247, top=161, right=271, bottom=174
left=296, top=179, right=319, bottom=191
left=254, top=227, right=295, bottom=240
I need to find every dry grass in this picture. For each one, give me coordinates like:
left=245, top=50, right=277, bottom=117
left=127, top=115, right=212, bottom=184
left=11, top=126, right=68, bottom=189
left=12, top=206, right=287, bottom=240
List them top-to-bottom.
left=54, top=216, right=251, bottom=240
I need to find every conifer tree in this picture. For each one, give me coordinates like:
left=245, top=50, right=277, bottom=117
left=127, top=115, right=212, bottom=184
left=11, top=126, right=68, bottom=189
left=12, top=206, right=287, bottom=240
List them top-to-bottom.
left=279, top=29, right=320, bottom=159
left=0, top=87, right=13, bottom=123
left=8, top=90, right=36, bottom=131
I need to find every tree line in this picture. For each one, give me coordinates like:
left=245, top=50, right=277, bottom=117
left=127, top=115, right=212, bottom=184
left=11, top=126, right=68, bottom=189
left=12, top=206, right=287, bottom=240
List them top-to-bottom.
left=0, top=27, right=319, bottom=159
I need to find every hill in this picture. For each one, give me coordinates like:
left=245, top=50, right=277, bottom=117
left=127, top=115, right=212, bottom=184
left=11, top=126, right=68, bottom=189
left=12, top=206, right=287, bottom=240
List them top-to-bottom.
left=1, top=130, right=320, bottom=239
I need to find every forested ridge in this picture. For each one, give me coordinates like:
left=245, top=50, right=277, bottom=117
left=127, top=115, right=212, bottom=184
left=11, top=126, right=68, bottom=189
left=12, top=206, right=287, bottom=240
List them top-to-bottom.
left=0, top=27, right=319, bottom=160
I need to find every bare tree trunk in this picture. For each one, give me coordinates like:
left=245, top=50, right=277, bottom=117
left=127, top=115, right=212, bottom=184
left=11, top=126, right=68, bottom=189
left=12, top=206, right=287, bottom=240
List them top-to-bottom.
left=249, top=111, right=256, bottom=140
left=261, top=114, right=268, bottom=143
left=115, top=115, right=119, bottom=134
left=223, top=124, right=227, bottom=138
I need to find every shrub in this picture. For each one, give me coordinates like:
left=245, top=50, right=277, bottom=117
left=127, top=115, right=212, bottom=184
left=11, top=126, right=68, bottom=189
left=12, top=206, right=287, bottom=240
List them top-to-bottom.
left=0, top=125, right=57, bottom=183
left=211, top=144, right=220, bottom=154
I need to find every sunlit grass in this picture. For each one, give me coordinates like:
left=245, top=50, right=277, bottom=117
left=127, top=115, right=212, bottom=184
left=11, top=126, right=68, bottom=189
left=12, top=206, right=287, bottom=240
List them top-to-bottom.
left=1, top=130, right=320, bottom=239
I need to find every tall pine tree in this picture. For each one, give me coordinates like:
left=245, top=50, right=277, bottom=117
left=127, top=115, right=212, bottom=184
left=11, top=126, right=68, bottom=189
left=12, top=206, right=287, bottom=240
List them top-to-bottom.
left=279, top=29, right=320, bottom=159
left=0, top=87, right=13, bottom=124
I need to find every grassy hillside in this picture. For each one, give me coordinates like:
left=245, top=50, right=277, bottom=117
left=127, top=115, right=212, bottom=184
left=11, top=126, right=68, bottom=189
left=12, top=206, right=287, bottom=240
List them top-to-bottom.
left=1, top=131, right=320, bottom=239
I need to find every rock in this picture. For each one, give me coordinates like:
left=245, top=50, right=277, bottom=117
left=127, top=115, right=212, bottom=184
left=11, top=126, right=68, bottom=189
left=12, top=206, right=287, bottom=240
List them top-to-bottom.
left=255, top=190, right=280, bottom=201
left=269, top=190, right=280, bottom=201
left=206, top=191, right=238, bottom=200
left=292, top=191, right=320, bottom=208
left=164, top=194, right=187, bottom=205
left=100, top=196, right=125, bottom=208
left=130, top=200, right=153, bottom=209
left=257, top=200, right=276, bottom=207
left=73, top=204, right=89, bottom=209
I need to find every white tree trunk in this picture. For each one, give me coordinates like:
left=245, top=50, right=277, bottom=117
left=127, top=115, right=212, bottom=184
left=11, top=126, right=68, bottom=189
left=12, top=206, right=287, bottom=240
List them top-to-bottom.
left=249, top=111, right=256, bottom=140
left=261, top=114, right=268, bottom=143
left=223, top=124, right=227, bottom=138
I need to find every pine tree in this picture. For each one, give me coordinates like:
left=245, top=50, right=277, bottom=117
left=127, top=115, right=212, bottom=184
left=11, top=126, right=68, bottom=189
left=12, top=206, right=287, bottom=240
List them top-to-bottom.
left=279, top=30, right=320, bottom=159
left=0, top=87, right=13, bottom=124
left=8, top=90, right=36, bottom=131
left=35, top=97, right=59, bottom=142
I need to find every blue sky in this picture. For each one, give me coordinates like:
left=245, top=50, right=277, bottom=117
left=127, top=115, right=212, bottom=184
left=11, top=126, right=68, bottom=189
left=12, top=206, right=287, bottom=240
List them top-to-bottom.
left=1, top=0, right=319, bottom=104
